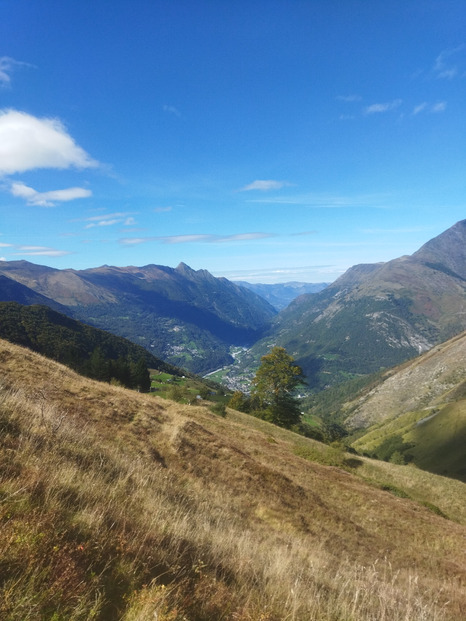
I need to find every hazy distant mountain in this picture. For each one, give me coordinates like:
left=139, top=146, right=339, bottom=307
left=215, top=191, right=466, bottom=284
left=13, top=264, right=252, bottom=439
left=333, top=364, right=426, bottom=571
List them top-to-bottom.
left=243, top=220, right=466, bottom=389
left=0, top=261, right=276, bottom=374
left=235, top=281, right=329, bottom=310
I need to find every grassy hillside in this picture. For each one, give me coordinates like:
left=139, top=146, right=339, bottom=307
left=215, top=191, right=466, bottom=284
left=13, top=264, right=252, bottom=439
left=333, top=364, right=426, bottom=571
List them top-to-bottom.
left=345, top=331, right=466, bottom=480
left=0, top=338, right=465, bottom=620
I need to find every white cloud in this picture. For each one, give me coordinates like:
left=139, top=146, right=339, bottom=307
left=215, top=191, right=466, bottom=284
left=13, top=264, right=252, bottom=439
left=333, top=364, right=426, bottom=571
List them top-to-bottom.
left=433, top=45, right=465, bottom=79
left=0, top=56, right=31, bottom=87
left=336, top=94, right=362, bottom=102
left=364, top=99, right=402, bottom=114
left=412, top=101, right=447, bottom=115
left=431, top=101, right=447, bottom=113
left=413, top=102, right=428, bottom=115
left=163, top=105, right=181, bottom=117
left=0, top=109, right=98, bottom=175
left=240, top=180, right=289, bottom=191
left=10, top=181, right=92, bottom=206
left=246, top=191, right=389, bottom=208
left=153, top=206, right=172, bottom=213
left=81, top=212, right=135, bottom=228
left=86, top=219, right=120, bottom=228
left=360, top=226, right=431, bottom=234
left=119, top=232, right=275, bottom=245
left=217, top=233, right=273, bottom=243
left=161, top=234, right=214, bottom=244
left=119, top=237, right=155, bottom=246
left=0, top=242, right=12, bottom=247
left=14, top=245, right=71, bottom=257
left=215, top=265, right=335, bottom=284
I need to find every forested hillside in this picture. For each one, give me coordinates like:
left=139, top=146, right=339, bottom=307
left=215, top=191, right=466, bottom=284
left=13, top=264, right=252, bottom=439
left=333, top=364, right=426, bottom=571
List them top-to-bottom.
left=0, top=302, right=182, bottom=389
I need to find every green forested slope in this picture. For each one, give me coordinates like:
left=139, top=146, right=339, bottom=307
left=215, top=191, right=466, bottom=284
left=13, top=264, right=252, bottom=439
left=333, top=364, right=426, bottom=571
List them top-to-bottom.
left=0, top=302, right=182, bottom=388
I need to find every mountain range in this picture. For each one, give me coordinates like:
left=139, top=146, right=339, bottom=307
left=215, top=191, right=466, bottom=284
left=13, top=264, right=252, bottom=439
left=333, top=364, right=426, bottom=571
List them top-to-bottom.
left=232, top=219, right=466, bottom=390
left=0, top=220, right=465, bottom=389
left=0, top=261, right=276, bottom=374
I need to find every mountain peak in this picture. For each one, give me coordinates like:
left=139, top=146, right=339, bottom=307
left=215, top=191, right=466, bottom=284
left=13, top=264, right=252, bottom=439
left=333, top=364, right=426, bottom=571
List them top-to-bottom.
left=413, top=219, right=466, bottom=280
left=175, top=261, right=193, bottom=272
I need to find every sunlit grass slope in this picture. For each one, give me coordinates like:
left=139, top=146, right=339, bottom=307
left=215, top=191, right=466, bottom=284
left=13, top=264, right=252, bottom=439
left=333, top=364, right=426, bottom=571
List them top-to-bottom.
left=349, top=331, right=466, bottom=481
left=0, top=338, right=465, bottom=620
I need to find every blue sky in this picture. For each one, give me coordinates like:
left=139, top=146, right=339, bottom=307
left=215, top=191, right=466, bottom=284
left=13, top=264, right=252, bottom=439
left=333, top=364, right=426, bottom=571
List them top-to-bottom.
left=0, top=1, right=464, bottom=283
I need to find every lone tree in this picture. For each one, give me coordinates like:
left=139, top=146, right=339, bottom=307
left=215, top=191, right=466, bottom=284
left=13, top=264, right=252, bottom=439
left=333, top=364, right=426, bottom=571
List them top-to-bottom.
left=252, top=346, right=305, bottom=428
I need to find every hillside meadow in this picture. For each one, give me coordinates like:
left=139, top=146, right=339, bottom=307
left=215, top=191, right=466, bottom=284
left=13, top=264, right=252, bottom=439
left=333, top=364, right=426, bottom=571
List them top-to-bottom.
left=0, top=338, right=465, bottom=620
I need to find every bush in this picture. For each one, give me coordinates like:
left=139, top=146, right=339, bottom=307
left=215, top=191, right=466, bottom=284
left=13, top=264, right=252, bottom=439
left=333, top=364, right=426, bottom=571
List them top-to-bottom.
left=210, top=402, right=226, bottom=417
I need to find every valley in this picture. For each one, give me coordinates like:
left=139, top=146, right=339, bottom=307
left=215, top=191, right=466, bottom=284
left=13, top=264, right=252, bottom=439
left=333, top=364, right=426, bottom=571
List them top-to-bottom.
left=0, top=220, right=465, bottom=620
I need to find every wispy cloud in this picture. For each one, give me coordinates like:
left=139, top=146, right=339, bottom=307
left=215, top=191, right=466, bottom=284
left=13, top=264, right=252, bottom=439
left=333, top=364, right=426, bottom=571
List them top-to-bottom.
left=433, top=45, right=465, bottom=79
left=0, top=56, right=32, bottom=87
left=336, top=94, right=362, bottom=102
left=364, top=99, right=402, bottom=115
left=413, top=101, right=447, bottom=115
left=431, top=101, right=447, bottom=113
left=413, top=102, right=428, bottom=115
left=163, top=105, right=181, bottom=117
left=0, top=109, right=98, bottom=175
left=239, top=179, right=290, bottom=192
left=10, top=182, right=92, bottom=206
left=246, top=192, right=389, bottom=208
left=153, top=206, right=173, bottom=213
left=82, top=212, right=137, bottom=229
left=360, top=226, right=431, bottom=234
left=291, top=231, right=317, bottom=237
left=119, top=232, right=275, bottom=246
left=118, top=237, right=153, bottom=246
left=14, top=245, right=72, bottom=257
left=215, top=265, right=334, bottom=283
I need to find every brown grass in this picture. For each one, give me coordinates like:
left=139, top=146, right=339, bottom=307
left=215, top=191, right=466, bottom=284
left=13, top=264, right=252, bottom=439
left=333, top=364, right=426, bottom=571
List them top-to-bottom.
left=0, top=338, right=465, bottom=620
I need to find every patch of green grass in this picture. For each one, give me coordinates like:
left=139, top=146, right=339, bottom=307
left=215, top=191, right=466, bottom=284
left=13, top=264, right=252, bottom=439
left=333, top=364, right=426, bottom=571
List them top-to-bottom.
left=353, top=400, right=466, bottom=481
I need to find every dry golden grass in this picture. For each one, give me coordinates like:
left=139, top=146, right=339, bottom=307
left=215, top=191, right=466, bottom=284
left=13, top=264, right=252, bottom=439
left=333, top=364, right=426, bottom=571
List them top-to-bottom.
left=0, top=338, right=465, bottom=620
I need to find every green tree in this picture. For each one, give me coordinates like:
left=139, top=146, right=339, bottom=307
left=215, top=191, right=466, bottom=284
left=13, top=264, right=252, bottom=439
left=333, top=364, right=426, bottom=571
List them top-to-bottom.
left=251, top=346, right=305, bottom=428
left=88, top=347, right=110, bottom=382
left=228, top=390, right=248, bottom=412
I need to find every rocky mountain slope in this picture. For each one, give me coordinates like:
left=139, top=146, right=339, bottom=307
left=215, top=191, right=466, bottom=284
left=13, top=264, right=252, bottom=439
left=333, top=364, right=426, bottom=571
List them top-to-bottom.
left=247, top=220, right=466, bottom=388
left=0, top=261, right=276, bottom=374
left=343, top=330, right=466, bottom=480
left=1, top=337, right=465, bottom=619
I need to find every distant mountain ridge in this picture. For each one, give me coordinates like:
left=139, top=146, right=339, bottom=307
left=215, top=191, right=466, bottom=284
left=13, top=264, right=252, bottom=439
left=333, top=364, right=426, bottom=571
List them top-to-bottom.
left=1, top=220, right=464, bottom=384
left=232, top=220, right=466, bottom=389
left=0, top=260, right=276, bottom=374
left=236, top=280, right=329, bottom=310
